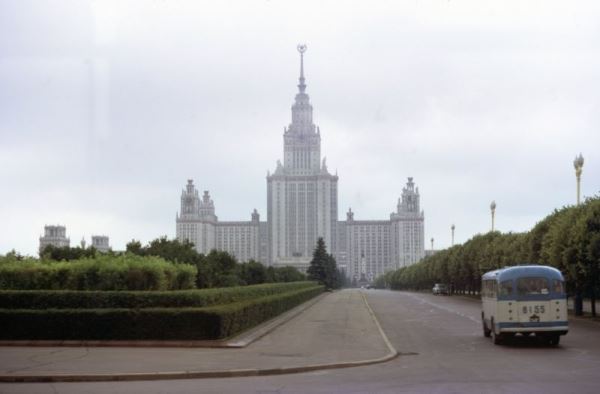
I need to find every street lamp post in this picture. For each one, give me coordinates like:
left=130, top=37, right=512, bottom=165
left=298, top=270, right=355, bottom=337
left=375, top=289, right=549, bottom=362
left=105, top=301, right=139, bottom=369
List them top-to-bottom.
left=573, top=153, right=585, bottom=316
left=574, top=153, right=584, bottom=206
left=490, top=201, right=496, bottom=232
left=451, top=224, right=455, bottom=246
left=430, top=237, right=434, bottom=251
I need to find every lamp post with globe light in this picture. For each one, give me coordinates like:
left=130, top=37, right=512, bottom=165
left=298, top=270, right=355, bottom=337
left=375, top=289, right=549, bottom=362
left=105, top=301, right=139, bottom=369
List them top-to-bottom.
left=574, top=154, right=584, bottom=206
left=451, top=224, right=455, bottom=246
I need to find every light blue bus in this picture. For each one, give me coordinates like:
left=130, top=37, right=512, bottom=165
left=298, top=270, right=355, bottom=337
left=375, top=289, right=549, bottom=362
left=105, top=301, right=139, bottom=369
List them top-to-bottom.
left=481, top=265, right=568, bottom=346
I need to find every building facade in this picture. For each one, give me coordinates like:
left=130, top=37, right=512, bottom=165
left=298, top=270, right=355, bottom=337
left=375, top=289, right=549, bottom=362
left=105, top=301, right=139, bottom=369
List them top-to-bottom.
left=176, top=46, right=424, bottom=278
left=265, top=46, right=338, bottom=272
left=342, top=177, right=425, bottom=281
left=176, top=182, right=265, bottom=262
left=39, top=225, right=70, bottom=252
left=91, top=235, right=110, bottom=253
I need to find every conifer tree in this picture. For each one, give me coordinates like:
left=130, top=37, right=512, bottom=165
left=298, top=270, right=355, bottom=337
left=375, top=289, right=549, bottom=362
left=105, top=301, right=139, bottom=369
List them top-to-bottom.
left=308, top=238, right=340, bottom=289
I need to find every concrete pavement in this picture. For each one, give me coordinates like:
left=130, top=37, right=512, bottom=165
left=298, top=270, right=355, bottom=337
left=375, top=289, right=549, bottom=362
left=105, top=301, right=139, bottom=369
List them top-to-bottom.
left=0, top=289, right=397, bottom=382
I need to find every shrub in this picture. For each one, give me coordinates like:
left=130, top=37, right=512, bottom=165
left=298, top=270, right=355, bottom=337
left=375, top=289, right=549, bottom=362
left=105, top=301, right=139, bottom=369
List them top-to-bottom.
left=0, top=254, right=197, bottom=291
left=0, top=281, right=318, bottom=309
left=0, top=285, right=324, bottom=340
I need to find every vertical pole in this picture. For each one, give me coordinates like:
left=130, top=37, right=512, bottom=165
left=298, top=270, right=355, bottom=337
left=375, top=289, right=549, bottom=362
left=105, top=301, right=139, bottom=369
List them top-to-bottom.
left=576, top=168, right=582, bottom=206
left=490, top=201, right=496, bottom=232
left=451, top=224, right=455, bottom=246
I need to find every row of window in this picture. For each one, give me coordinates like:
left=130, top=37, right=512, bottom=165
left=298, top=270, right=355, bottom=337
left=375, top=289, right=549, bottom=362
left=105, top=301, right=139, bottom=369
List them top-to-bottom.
left=482, top=277, right=565, bottom=298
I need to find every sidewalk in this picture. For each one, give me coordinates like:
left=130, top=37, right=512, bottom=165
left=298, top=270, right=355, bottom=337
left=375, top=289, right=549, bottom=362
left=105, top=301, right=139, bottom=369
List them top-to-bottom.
left=0, top=289, right=396, bottom=382
left=567, top=298, right=598, bottom=314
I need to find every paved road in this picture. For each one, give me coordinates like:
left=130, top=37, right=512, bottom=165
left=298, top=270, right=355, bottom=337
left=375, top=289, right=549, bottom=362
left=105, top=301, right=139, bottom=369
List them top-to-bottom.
left=0, top=290, right=389, bottom=377
left=2, top=290, right=600, bottom=393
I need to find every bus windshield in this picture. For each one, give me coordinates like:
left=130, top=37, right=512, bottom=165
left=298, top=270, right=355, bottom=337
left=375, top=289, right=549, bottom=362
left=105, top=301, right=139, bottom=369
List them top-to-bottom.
left=517, top=277, right=550, bottom=295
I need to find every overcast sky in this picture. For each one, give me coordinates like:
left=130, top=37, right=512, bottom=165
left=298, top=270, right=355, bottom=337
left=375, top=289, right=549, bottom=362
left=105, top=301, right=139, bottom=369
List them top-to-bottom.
left=1, top=0, right=599, bottom=256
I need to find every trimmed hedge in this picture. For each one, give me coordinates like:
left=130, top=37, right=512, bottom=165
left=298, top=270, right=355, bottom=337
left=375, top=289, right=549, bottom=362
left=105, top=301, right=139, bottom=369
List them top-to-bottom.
left=379, top=197, right=600, bottom=299
left=0, top=254, right=197, bottom=291
left=0, top=282, right=317, bottom=309
left=0, top=285, right=324, bottom=340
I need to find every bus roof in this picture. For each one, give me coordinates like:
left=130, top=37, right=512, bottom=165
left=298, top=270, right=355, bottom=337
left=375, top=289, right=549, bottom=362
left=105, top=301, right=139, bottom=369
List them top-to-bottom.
left=481, top=265, right=564, bottom=282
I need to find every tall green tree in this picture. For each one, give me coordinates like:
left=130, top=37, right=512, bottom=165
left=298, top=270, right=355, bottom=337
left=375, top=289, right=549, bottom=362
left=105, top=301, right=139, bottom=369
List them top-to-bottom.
left=126, top=237, right=199, bottom=265
left=307, top=238, right=339, bottom=289
left=307, top=238, right=327, bottom=285
left=238, top=260, right=267, bottom=285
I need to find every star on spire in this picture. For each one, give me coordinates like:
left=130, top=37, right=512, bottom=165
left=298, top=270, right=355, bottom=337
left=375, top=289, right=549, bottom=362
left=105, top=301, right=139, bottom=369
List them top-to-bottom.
left=297, top=44, right=307, bottom=93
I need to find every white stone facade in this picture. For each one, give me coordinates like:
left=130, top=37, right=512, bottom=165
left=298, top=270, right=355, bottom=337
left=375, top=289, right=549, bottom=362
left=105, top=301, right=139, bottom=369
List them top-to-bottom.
left=175, top=47, right=425, bottom=278
left=266, top=51, right=338, bottom=271
left=341, top=177, right=425, bottom=281
left=390, top=177, right=425, bottom=268
left=176, top=182, right=264, bottom=262
left=216, top=211, right=261, bottom=263
left=345, top=214, right=392, bottom=282
left=39, top=225, right=70, bottom=252
left=91, top=235, right=110, bottom=253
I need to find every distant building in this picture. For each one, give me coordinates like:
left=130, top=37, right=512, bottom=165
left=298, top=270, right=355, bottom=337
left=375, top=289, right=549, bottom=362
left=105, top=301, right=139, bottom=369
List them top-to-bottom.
left=176, top=46, right=425, bottom=277
left=343, top=177, right=425, bottom=282
left=176, top=184, right=264, bottom=262
left=39, top=225, right=70, bottom=253
left=91, top=235, right=110, bottom=253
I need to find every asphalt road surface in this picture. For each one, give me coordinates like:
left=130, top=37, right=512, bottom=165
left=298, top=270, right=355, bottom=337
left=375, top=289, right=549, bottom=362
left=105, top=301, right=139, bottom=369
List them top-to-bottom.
left=2, top=290, right=600, bottom=394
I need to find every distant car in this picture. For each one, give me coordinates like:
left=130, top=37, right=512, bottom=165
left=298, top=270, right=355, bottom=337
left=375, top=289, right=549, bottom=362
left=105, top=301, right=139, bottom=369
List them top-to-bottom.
left=432, top=283, right=448, bottom=295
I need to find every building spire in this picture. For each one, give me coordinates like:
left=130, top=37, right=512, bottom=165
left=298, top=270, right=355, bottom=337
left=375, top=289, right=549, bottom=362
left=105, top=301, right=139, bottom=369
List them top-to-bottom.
left=297, top=44, right=307, bottom=93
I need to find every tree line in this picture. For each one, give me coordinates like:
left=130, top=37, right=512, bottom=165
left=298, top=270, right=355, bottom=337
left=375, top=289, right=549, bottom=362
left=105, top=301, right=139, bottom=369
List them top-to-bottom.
left=375, top=197, right=600, bottom=316
left=5, top=236, right=347, bottom=291
left=2, top=237, right=306, bottom=289
left=125, top=238, right=307, bottom=287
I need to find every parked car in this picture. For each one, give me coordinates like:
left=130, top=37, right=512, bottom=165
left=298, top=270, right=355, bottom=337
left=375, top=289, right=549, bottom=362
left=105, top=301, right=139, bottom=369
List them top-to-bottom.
left=432, top=283, right=449, bottom=295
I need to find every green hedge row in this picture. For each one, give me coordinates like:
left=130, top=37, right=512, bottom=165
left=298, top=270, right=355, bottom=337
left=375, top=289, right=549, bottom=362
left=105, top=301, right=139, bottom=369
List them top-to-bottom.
left=376, top=197, right=600, bottom=298
left=0, top=254, right=197, bottom=291
left=0, top=281, right=317, bottom=309
left=0, top=285, right=324, bottom=340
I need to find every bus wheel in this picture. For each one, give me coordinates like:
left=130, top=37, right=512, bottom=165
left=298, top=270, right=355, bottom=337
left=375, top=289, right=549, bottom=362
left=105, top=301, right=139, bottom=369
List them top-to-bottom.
left=482, top=314, right=491, bottom=338
left=491, top=319, right=503, bottom=345
left=547, top=335, right=560, bottom=346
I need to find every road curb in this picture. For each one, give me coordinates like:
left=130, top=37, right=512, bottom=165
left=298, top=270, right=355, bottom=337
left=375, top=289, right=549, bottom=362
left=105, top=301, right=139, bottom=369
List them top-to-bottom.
left=0, top=290, right=402, bottom=383
left=359, top=290, right=399, bottom=360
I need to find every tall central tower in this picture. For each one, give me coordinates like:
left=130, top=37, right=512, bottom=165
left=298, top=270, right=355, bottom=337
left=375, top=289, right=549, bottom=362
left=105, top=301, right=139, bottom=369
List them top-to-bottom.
left=267, top=45, right=338, bottom=270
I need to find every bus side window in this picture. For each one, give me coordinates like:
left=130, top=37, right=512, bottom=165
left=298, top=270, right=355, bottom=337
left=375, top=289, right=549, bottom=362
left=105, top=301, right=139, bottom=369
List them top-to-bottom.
left=553, top=279, right=564, bottom=294
left=500, top=280, right=513, bottom=296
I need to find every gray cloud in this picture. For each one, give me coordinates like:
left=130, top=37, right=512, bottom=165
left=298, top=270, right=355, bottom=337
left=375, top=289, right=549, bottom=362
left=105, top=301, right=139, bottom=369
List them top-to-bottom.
left=1, top=0, right=599, bottom=255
